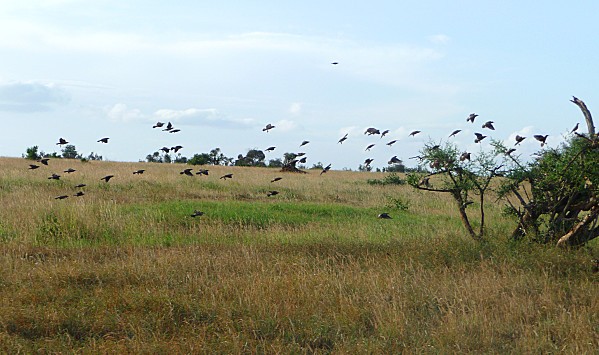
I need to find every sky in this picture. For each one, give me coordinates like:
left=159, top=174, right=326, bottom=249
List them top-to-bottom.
left=2, top=0, right=599, bottom=170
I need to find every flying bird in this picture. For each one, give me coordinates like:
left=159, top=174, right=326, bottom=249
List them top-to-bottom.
left=331, top=62, right=339, bottom=65
left=466, top=113, right=478, bottom=123
left=482, top=121, right=495, bottom=130
left=153, top=122, right=164, bottom=128
left=162, top=122, right=174, bottom=131
left=262, top=123, right=275, bottom=132
left=571, top=123, right=579, bottom=134
left=364, top=127, right=380, bottom=135
left=169, top=129, right=181, bottom=133
left=448, top=129, right=462, bottom=138
left=381, top=130, right=390, bottom=138
left=409, top=130, right=421, bottom=137
left=338, top=133, right=348, bottom=144
left=474, top=133, right=487, bottom=143
left=534, top=134, right=549, bottom=147
left=515, top=135, right=526, bottom=145
left=97, top=137, right=109, bottom=143
left=56, top=138, right=68, bottom=146
left=300, top=140, right=310, bottom=147
left=386, top=140, right=397, bottom=146
left=365, top=144, right=375, bottom=151
left=171, top=146, right=183, bottom=153
left=265, top=146, right=276, bottom=152
left=160, top=147, right=170, bottom=153
left=296, top=152, right=306, bottom=157
left=388, top=156, right=402, bottom=165
left=298, top=157, right=307, bottom=164
left=38, top=158, right=50, bottom=165
left=364, top=158, right=374, bottom=166
left=320, top=163, right=331, bottom=175
left=28, top=164, right=40, bottom=170
left=63, top=168, right=76, bottom=173
left=180, top=168, right=194, bottom=176
left=133, top=169, right=145, bottom=175
left=196, top=169, right=209, bottom=176
left=48, top=173, right=61, bottom=180
left=220, top=173, right=233, bottom=180
left=100, top=175, right=114, bottom=182
left=271, top=177, right=282, bottom=183
left=74, top=184, right=86, bottom=188
left=267, top=190, right=279, bottom=197
left=74, top=191, right=85, bottom=197
left=55, top=195, right=69, bottom=200
left=190, top=210, right=204, bottom=217
left=377, top=213, right=392, bottom=219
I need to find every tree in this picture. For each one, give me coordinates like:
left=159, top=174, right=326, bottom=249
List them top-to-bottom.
left=61, top=145, right=81, bottom=159
left=23, top=146, right=42, bottom=160
left=208, top=148, right=232, bottom=165
left=235, top=149, right=266, bottom=167
left=146, top=151, right=163, bottom=163
left=188, top=153, right=211, bottom=165
left=268, top=158, right=283, bottom=168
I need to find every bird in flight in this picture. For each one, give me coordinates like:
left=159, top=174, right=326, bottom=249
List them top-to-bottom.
left=331, top=62, right=339, bottom=65
left=466, top=113, right=478, bottom=123
left=482, top=121, right=495, bottom=130
left=153, top=122, right=164, bottom=128
left=162, top=122, right=174, bottom=131
left=262, top=124, right=275, bottom=132
left=364, top=127, right=380, bottom=135
left=169, top=129, right=181, bottom=133
left=448, top=129, right=461, bottom=138
left=381, top=130, right=390, bottom=138
left=409, top=130, right=421, bottom=137
left=338, top=133, right=348, bottom=144
left=474, top=133, right=487, bottom=143
left=534, top=134, right=549, bottom=147
left=515, top=135, right=526, bottom=145
left=97, top=137, right=109, bottom=143
left=56, top=138, right=68, bottom=146
left=300, top=140, right=310, bottom=147
left=386, top=140, right=397, bottom=146
left=365, top=144, right=375, bottom=151
left=171, top=146, right=183, bottom=153
left=265, top=146, right=276, bottom=152
left=160, top=147, right=170, bottom=153
left=460, top=152, right=471, bottom=161
left=388, top=156, right=402, bottom=165
left=38, top=158, right=50, bottom=165
left=364, top=158, right=374, bottom=166
left=320, top=163, right=331, bottom=175
left=28, top=164, right=40, bottom=170
left=63, top=168, right=76, bottom=173
left=180, top=168, right=194, bottom=176
left=133, top=169, right=145, bottom=175
left=196, top=169, right=209, bottom=176
left=48, top=173, right=61, bottom=180
left=220, top=173, right=233, bottom=180
left=100, top=175, right=114, bottom=182
left=271, top=177, right=282, bottom=183
left=75, top=184, right=86, bottom=188
left=267, top=190, right=279, bottom=197
left=74, top=191, right=85, bottom=197
left=55, top=195, right=69, bottom=200
left=190, top=210, right=204, bottom=217
left=377, top=213, right=392, bottom=219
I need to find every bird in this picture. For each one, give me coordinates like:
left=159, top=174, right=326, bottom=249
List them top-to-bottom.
left=331, top=62, right=339, bottom=65
left=467, top=113, right=478, bottom=123
left=482, top=121, right=495, bottom=130
left=153, top=122, right=164, bottom=128
left=162, top=122, right=173, bottom=131
left=571, top=123, right=579, bottom=134
left=262, top=124, right=275, bottom=132
left=364, top=128, right=380, bottom=135
left=169, top=129, right=181, bottom=133
left=448, top=129, right=462, bottom=138
left=381, top=130, right=390, bottom=138
left=409, top=130, right=421, bottom=137
left=474, top=133, right=487, bottom=143
left=338, top=134, right=348, bottom=144
left=534, top=134, right=549, bottom=147
left=515, top=135, right=526, bottom=145
left=97, top=137, right=109, bottom=143
left=56, top=138, right=68, bottom=146
left=300, top=140, right=310, bottom=147
left=386, top=140, right=397, bottom=146
left=365, top=144, right=375, bottom=151
left=171, top=145, right=183, bottom=153
left=265, top=146, right=276, bottom=152
left=160, top=147, right=170, bottom=153
left=506, top=148, right=517, bottom=155
left=296, top=152, right=306, bottom=157
left=460, top=152, right=471, bottom=161
left=388, top=156, right=402, bottom=165
left=298, top=157, right=307, bottom=164
left=38, top=158, right=50, bottom=165
left=364, top=158, right=374, bottom=166
left=320, top=163, right=331, bottom=175
left=28, top=164, right=40, bottom=170
left=63, top=168, right=76, bottom=173
left=180, top=168, right=194, bottom=176
left=133, top=169, right=145, bottom=175
left=196, top=169, right=209, bottom=176
left=48, top=173, right=61, bottom=180
left=220, top=173, right=233, bottom=180
left=100, top=175, right=114, bottom=182
left=271, top=177, right=282, bottom=183
left=74, top=184, right=86, bottom=188
left=267, top=190, right=279, bottom=197
left=74, top=191, right=85, bottom=197
left=55, top=195, right=69, bottom=200
left=190, top=210, right=204, bottom=217
left=377, top=213, right=392, bottom=219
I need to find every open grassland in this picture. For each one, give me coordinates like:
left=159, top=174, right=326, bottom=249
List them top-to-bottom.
left=0, top=157, right=597, bottom=353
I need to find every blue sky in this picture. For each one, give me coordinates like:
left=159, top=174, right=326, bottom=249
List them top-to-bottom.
left=1, top=0, right=598, bottom=169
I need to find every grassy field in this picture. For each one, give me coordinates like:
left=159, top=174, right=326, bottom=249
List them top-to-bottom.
left=0, top=157, right=597, bottom=353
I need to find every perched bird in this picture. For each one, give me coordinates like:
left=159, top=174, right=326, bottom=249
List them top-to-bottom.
left=467, top=113, right=478, bottom=123
left=482, top=121, right=495, bottom=130
left=153, top=122, right=164, bottom=128
left=162, top=122, right=173, bottom=131
left=262, top=123, right=275, bottom=132
left=571, top=123, right=579, bottom=134
left=364, top=127, right=380, bottom=135
left=169, top=129, right=181, bottom=133
left=448, top=129, right=462, bottom=138
left=381, top=130, right=390, bottom=138
left=409, top=130, right=421, bottom=137
left=338, top=133, right=348, bottom=144
left=474, top=133, right=487, bottom=143
left=534, top=134, right=549, bottom=147
left=515, top=135, right=526, bottom=145
left=97, top=137, right=109, bottom=143
left=56, top=138, right=68, bottom=146
left=300, top=140, right=310, bottom=147
left=386, top=140, right=398, bottom=146
left=365, top=144, right=375, bottom=151
left=171, top=145, right=183, bottom=153
left=265, top=146, right=276, bottom=152
left=160, top=147, right=170, bottom=153
left=506, top=148, right=517, bottom=155
left=460, top=152, right=471, bottom=161
left=388, top=156, right=402, bottom=165
left=38, top=158, right=50, bottom=165
left=364, top=158, right=374, bottom=166
left=320, top=163, right=331, bottom=175
left=28, top=164, right=40, bottom=170
left=63, top=168, right=76, bottom=173
left=180, top=168, right=194, bottom=176
left=133, top=169, right=145, bottom=175
left=196, top=169, right=209, bottom=176
left=48, top=173, right=61, bottom=180
left=220, top=173, right=233, bottom=180
left=100, top=175, right=114, bottom=182
left=271, top=177, right=282, bottom=183
left=74, top=184, right=86, bottom=188
left=266, top=190, right=279, bottom=197
left=74, top=191, right=85, bottom=197
left=55, top=195, right=69, bottom=200
left=190, top=210, right=204, bottom=217
left=377, top=213, right=392, bottom=219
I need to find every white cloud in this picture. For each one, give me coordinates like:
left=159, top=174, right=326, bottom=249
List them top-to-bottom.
left=428, top=34, right=451, bottom=45
left=0, top=81, right=69, bottom=112
left=289, top=102, right=302, bottom=115
left=107, top=103, right=144, bottom=122
left=154, top=107, right=257, bottom=129
left=274, top=119, right=297, bottom=132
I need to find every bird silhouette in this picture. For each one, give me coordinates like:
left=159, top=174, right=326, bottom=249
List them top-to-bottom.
left=331, top=62, right=339, bottom=65
left=467, top=113, right=478, bottom=123
left=482, top=121, right=495, bottom=130
left=153, top=122, right=164, bottom=128
left=162, top=122, right=173, bottom=131
left=571, top=123, right=579, bottom=133
left=262, top=124, right=275, bottom=132
left=364, top=128, right=380, bottom=135
left=169, top=129, right=181, bottom=133
left=448, top=129, right=461, bottom=138
left=381, top=130, right=390, bottom=138
left=409, top=130, right=421, bottom=137
left=338, top=133, right=348, bottom=144
left=474, top=133, right=487, bottom=143
left=534, top=134, right=549, bottom=147
left=515, top=135, right=526, bottom=145
left=97, top=137, right=109, bottom=143
left=56, top=138, right=68, bottom=146
left=300, top=140, right=310, bottom=147
left=386, top=140, right=397, bottom=146
left=365, top=144, right=375, bottom=151
left=171, top=145, right=183, bottom=153
left=265, top=146, right=276, bottom=152
left=160, top=147, right=170, bottom=153
left=460, top=152, right=471, bottom=161
left=388, top=156, right=402, bottom=165
left=298, top=157, right=307, bottom=164
left=38, top=158, right=50, bottom=165
left=364, top=158, right=374, bottom=166
left=320, top=163, right=331, bottom=175
left=28, top=164, right=40, bottom=170
left=63, top=168, right=76, bottom=173
left=180, top=168, right=194, bottom=176
left=133, top=169, right=145, bottom=175
left=196, top=169, right=209, bottom=176
left=48, top=173, right=61, bottom=180
left=220, top=173, right=233, bottom=180
left=100, top=175, right=114, bottom=182
left=271, top=177, right=282, bottom=183
left=74, top=184, right=86, bottom=188
left=267, top=190, right=279, bottom=197
left=74, top=191, right=85, bottom=197
left=55, top=195, right=69, bottom=200
left=190, top=210, right=204, bottom=217
left=377, top=213, right=392, bottom=219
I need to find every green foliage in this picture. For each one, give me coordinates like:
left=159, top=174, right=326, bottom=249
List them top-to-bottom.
left=61, top=145, right=81, bottom=159
left=23, top=146, right=42, bottom=160
left=235, top=149, right=266, bottom=167
left=188, top=153, right=211, bottom=165
left=367, top=173, right=405, bottom=186
left=384, top=196, right=409, bottom=211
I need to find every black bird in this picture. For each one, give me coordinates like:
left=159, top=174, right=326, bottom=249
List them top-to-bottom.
left=331, top=62, right=339, bottom=65
left=466, top=113, right=478, bottom=123
left=482, top=121, right=495, bottom=130
left=153, top=122, right=164, bottom=128
left=162, top=122, right=173, bottom=131
left=262, top=123, right=275, bottom=132
left=571, top=123, right=579, bottom=134
left=364, top=127, right=380, bottom=135
left=169, top=129, right=181, bottom=133
left=448, top=129, right=461, bottom=138
left=381, top=130, right=390, bottom=138
left=409, top=130, right=421, bottom=137
left=338, top=133, right=348, bottom=144
left=474, top=133, right=487, bottom=143
left=534, top=134, right=549, bottom=147
left=515, top=135, right=526, bottom=145
left=97, top=137, right=109, bottom=143
left=56, top=138, right=68, bottom=146
left=300, top=140, right=309, bottom=147
left=386, top=140, right=397, bottom=146
left=365, top=144, right=375, bottom=151
left=171, top=145, right=183, bottom=153
left=265, top=146, right=276, bottom=152
left=160, top=147, right=170, bottom=153
left=295, top=152, right=306, bottom=157
left=460, top=152, right=471, bottom=161
left=388, top=156, right=402, bottom=165
left=298, top=157, right=307, bottom=164
left=38, top=158, right=50, bottom=165
left=364, top=158, right=374, bottom=166
left=320, top=163, right=331, bottom=175
left=28, top=164, right=40, bottom=170
left=63, top=168, right=76, bottom=173
left=180, top=168, right=194, bottom=176
left=133, top=169, right=145, bottom=175
left=196, top=169, right=209, bottom=176
left=48, top=173, right=61, bottom=180
left=220, top=173, right=233, bottom=180
left=100, top=175, right=114, bottom=182
left=271, top=177, right=282, bottom=183
left=74, top=184, right=86, bottom=188
left=267, top=190, right=279, bottom=197
left=74, top=191, right=85, bottom=197
left=55, top=195, right=69, bottom=200
left=190, top=210, right=204, bottom=217
left=377, top=213, right=392, bottom=219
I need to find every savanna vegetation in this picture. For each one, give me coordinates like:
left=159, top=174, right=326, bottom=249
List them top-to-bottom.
left=0, top=151, right=597, bottom=353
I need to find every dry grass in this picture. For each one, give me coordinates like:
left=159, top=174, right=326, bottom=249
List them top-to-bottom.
left=0, top=157, right=597, bottom=353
